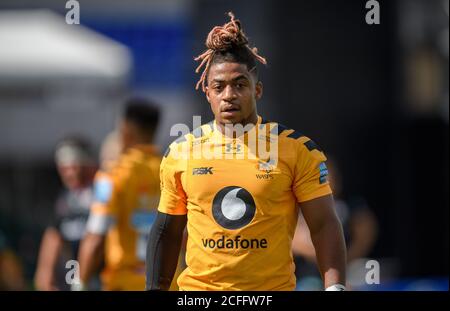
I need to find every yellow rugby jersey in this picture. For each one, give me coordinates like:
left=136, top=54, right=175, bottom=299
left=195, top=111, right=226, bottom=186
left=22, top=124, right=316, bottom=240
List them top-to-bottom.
left=158, top=116, right=332, bottom=291
left=90, top=145, right=161, bottom=290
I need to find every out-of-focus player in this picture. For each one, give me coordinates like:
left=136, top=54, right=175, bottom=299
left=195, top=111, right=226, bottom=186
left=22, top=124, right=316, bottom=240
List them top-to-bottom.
left=146, top=12, right=347, bottom=291
left=75, top=98, right=162, bottom=290
left=34, top=137, right=97, bottom=291
left=1, top=230, right=27, bottom=290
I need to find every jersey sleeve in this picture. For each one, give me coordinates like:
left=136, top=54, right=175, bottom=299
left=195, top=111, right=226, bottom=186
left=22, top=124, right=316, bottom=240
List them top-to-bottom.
left=293, top=138, right=333, bottom=203
left=157, top=144, right=188, bottom=215
left=86, top=169, right=121, bottom=234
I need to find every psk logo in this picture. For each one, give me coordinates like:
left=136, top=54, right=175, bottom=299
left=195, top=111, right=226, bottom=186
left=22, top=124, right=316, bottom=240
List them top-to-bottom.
left=193, top=167, right=214, bottom=175
left=212, top=186, right=256, bottom=230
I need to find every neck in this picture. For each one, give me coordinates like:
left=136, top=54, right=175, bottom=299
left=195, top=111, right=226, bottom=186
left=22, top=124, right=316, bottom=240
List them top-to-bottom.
left=216, top=111, right=259, bottom=137
left=127, top=136, right=152, bottom=149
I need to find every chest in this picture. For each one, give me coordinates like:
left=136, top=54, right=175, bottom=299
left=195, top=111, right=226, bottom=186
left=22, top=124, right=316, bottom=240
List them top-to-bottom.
left=183, top=156, right=294, bottom=208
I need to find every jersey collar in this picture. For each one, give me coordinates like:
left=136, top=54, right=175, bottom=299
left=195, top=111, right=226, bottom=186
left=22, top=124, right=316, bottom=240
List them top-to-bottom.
left=212, top=115, right=263, bottom=139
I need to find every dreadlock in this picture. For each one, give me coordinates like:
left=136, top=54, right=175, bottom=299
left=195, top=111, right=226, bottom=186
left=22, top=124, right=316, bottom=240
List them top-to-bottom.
left=194, top=12, right=267, bottom=92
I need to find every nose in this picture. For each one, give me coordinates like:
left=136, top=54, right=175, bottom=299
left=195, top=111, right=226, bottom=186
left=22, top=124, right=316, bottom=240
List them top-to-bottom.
left=222, top=85, right=237, bottom=102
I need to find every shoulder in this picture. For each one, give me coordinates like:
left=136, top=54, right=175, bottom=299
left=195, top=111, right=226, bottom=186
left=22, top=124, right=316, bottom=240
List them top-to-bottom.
left=262, top=120, right=323, bottom=153
left=163, top=121, right=215, bottom=158
left=112, top=147, right=154, bottom=174
left=98, top=151, right=136, bottom=189
left=93, top=169, right=114, bottom=203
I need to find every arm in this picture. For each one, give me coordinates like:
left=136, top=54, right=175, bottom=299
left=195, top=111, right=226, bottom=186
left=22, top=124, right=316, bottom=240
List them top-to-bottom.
left=146, top=142, right=188, bottom=291
left=74, top=170, right=118, bottom=290
left=299, top=194, right=347, bottom=289
left=75, top=207, right=114, bottom=290
left=146, top=211, right=187, bottom=291
left=292, top=212, right=317, bottom=263
left=34, top=227, right=63, bottom=291
left=77, top=232, right=105, bottom=289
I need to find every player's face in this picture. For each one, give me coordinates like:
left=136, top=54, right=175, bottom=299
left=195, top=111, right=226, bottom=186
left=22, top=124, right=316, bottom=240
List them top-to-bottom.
left=206, top=62, right=262, bottom=126
left=119, top=120, right=140, bottom=151
left=57, top=164, right=84, bottom=190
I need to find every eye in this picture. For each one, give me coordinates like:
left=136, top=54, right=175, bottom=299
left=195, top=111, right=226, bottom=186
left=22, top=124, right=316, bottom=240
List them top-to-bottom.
left=235, top=81, right=248, bottom=89
left=213, top=85, right=223, bottom=92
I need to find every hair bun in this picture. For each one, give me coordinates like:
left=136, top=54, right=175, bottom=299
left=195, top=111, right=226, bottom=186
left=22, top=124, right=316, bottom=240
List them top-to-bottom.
left=194, top=12, right=267, bottom=92
left=206, top=12, right=248, bottom=51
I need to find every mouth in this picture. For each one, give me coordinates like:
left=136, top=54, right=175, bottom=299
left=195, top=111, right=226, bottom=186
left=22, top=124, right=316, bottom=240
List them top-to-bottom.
left=221, top=105, right=241, bottom=116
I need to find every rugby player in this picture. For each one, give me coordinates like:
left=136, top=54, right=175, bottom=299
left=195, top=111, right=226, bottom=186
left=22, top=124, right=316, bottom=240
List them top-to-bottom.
left=146, top=13, right=346, bottom=291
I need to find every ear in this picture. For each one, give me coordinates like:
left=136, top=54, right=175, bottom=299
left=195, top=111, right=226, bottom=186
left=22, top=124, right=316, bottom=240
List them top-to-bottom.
left=255, top=81, right=263, bottom=100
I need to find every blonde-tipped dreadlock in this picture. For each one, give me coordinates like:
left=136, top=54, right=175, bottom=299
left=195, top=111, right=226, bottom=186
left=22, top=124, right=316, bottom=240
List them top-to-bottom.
left=194, top=12, right=267, bottom=92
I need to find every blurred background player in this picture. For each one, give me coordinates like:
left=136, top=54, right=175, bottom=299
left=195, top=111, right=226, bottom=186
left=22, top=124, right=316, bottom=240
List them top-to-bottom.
left=76, top=98, right=164, bottom=291
left=98, top=130, right=123, bottom=173
left=34, top=137, right=97, bottom=291
left=292, top=158, right=379, bottom=290
left=0, top=229, right=27, bottom=290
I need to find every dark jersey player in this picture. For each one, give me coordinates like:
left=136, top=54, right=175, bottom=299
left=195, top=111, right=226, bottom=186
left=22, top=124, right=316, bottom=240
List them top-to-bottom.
left=34, top=137, right=97, bottom=291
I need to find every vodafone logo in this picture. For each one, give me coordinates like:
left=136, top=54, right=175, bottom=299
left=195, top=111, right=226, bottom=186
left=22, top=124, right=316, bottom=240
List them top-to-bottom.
left=212, top=186, right=256, bottom=230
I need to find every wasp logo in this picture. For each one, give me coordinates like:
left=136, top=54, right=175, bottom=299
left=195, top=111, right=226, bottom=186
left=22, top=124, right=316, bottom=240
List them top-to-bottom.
left=257, top=157, right=277, bottom=171
left=255, top=159, right=275, bottom=180
left=212, top=186, right=256, bottom=230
